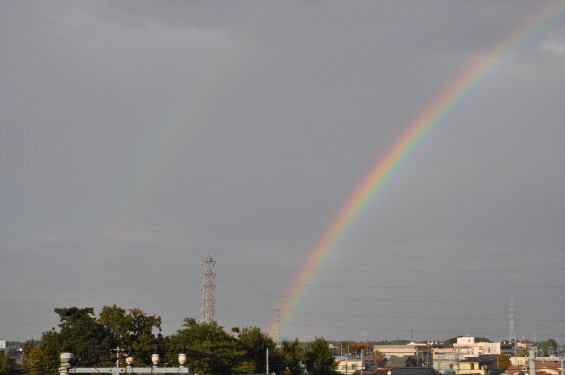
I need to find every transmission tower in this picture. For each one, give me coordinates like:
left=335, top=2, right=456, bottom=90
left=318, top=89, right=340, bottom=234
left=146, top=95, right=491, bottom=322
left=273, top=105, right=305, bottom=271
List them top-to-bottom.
left=200, top=253, right=216, bottom=323
left=509, top=299, right=516, bottom=355
left=274, top=305, right=281, bottom=347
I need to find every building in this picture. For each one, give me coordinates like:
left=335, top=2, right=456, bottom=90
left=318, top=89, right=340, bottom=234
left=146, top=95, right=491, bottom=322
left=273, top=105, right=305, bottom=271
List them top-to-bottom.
left=453, top=337, right=512, bottom=356
left=0, top=340, right=23, bottom=367
left=375, top=342, right=444, bottom=363
left=374, top=345, right=417, bottom=358
left=434, top=353, right=461, bottom=374
left=383, top=356, right=419, bottom=369
left=335, top=357, right=365, bottom=375
left=457, top=357, right=490, bottom=375
left=504, top=362, right=562, bottom=375
left=391, top=367, right=442, bottom=375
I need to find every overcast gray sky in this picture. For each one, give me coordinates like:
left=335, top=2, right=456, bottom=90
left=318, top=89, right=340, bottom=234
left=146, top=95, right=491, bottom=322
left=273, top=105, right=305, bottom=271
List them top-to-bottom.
left=1, top=0, right=564, bottom=345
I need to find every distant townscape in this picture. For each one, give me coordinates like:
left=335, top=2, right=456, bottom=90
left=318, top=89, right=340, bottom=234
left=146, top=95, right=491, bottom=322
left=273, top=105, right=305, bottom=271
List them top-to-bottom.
left=1, top=316, right=562, bottom=375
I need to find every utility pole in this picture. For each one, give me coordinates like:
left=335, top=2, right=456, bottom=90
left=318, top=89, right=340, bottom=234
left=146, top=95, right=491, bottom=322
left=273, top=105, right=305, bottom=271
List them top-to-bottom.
left=200, top=253, right=216, bottom=323
left=111, top=347, right=124, bottom=368
left=529, top=349, right=535, bottom=375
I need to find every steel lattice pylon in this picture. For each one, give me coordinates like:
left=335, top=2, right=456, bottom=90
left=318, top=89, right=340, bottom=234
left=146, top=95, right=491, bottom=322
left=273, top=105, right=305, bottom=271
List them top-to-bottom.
left=200, top=253, right=216, bottom=323
left=509, top=299, right=517, bottom=355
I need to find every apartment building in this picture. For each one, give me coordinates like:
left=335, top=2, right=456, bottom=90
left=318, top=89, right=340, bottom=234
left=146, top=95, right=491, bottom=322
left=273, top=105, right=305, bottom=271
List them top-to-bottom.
left=454, top=337, right=512, bottom=355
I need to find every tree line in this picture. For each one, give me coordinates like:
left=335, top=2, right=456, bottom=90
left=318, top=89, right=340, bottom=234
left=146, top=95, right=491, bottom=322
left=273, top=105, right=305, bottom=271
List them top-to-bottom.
left=1, top=305, right=337, bottom=375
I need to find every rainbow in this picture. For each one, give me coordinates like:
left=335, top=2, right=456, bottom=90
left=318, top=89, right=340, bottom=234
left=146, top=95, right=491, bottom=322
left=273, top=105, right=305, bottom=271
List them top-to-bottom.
left=273, top=1, right=565, bottom=338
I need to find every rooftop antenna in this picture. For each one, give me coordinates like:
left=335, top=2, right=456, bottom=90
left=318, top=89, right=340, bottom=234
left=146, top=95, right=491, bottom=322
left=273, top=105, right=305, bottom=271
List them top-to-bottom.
left=200, top=253, right=216, bottom=323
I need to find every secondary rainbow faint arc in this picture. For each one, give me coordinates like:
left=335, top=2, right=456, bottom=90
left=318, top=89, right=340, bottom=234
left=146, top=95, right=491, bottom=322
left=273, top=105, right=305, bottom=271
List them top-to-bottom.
left=273, top=2, right=565, bottom=338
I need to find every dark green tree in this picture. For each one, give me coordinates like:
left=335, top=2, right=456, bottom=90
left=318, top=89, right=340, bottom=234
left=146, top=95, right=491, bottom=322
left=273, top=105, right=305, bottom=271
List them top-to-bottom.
left=98, top=304, right=163, bottom=365
left=22, top=305, right=162, bottom=372
left=98, top=305, right=130, bottom=347
left=20, top=307, right=109, bottom=370
left=54, top=307, right=111, bottom=365
left=166, top=317, right=243, bottom=375
left=236, top=326, right=276, bottom=374
left=25, top=330, right=61, bottom=375
left=305, top=337, right=337, bottom=375
left=273, top=339, right=306, bottom=375
left=540, top=339, right=558, bottom=356
left=0, top=349, right=16, bottom=373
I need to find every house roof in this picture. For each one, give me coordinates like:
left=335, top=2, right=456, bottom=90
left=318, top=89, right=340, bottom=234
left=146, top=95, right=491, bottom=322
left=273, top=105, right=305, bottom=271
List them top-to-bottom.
left=477, top=355, right=497, bottom=364
left=386, top=356, right=417, bottom=368
left=459, top=357, right=491, bottom=364
left=459, top=358, right=480, bottom=362
left=505, top=363, right=563, bottom=375
left=537, top=363, right=561, bottom=370
left=391, top=367, right=441, bottom=375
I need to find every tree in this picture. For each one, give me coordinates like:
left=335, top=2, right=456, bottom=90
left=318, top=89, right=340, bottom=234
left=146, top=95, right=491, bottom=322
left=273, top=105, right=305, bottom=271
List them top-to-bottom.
left=98, top=304, right=163, bottom=365
left=22, top=305, right=164, bottom=371
left=98, top=305, right=131, bottom=347
left=24, top=307, right=111, bottom=372
left=54, top=307, right=110, bottom=365
left=166, top=317, right=243, bottom=375
left=236, top=326, right=276, bottom=374
left=24, top=330, right=61, bottom=375
left=305, top=337, right=337, bottom=375
left=272, top=339, right=307, bottom=375
left=540, top=339, right=558, bottom=356
left=347, top=342, right=369, bottom=356
left=0, top=350, right=16, bottom=374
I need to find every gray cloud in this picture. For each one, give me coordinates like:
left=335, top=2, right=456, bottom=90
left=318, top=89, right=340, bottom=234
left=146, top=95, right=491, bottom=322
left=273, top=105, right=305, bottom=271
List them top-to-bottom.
left=1, top=0, right=563, bottom=343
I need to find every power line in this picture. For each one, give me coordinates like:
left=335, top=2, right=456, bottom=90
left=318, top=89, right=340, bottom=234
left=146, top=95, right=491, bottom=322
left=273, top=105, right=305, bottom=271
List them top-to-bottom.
left=215, top=265, right=564, bottom=274
left=214, top=279, right=562, bottom=290
left=215, top=290, right=565, bottom=305
left=215, top=304, right=565, bottom=323
left=213, top=314, right=564, bottom=340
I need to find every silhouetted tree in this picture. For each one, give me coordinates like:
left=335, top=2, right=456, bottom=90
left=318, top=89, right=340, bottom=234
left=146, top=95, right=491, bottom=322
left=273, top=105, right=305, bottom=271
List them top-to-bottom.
left=98, top=304, right=163, bottom=365
left=166, top=317, right=243, bottom=375
left=236, top=326, right=276, bottom=374
left=305, top=337, right=338, bottom=375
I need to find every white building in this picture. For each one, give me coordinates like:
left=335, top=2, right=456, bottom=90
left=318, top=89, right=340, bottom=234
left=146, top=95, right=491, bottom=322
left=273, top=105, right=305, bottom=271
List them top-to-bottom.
left=453, top=337, right=512, bottom=355
left=335, top=357, right=365, bottom=375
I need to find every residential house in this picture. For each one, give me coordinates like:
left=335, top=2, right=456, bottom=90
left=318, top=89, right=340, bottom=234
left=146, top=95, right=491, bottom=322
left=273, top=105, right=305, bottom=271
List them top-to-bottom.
left=384, top=356, right=419, bottom=369
left=335, top=357, right=365, bottom=375
left=457, top=357, right=491, bottom=375
left=504, top=362, right=562, bottom=375
left=391, top=367, right=442, bottom=375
